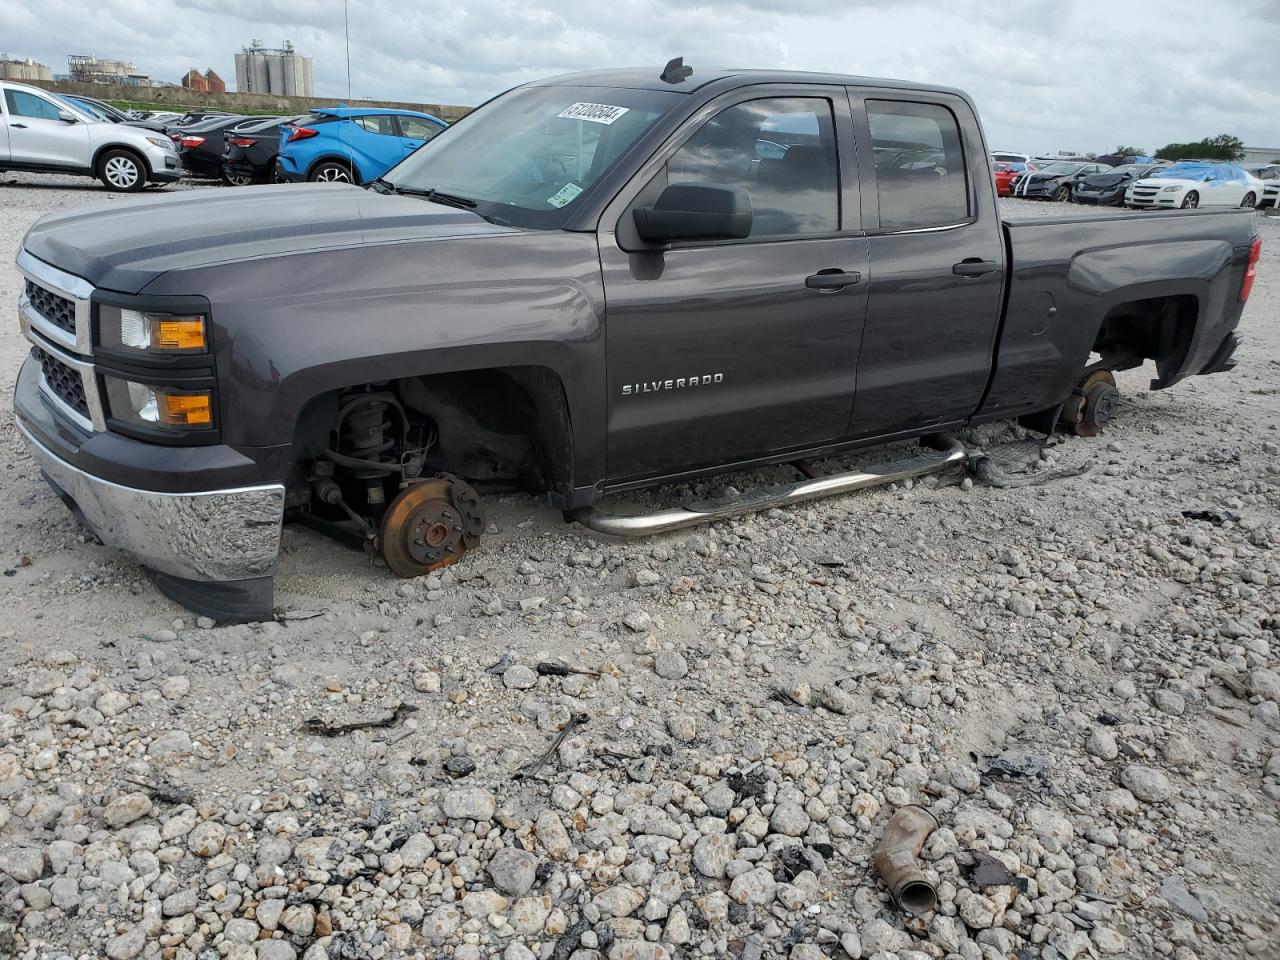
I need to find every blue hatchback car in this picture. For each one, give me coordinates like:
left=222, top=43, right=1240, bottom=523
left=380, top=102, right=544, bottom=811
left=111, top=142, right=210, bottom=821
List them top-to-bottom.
left=276, top=107, right=447, bottom=184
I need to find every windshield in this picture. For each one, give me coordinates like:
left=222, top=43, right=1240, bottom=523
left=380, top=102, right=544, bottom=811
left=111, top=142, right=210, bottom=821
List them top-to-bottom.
left=384, top=84, right=682, bottom=228
left=64, top=98, right=110, bottom=121
left=1037, top=162, right=1085, bottom=175
left=1107, top=164, right=1145, bottom=176
left=1150, top=164, right=1212, bottom=180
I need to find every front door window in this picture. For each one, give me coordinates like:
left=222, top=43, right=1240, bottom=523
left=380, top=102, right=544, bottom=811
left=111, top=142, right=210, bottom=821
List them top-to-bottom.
left=664, top=97, right=840, bottom=238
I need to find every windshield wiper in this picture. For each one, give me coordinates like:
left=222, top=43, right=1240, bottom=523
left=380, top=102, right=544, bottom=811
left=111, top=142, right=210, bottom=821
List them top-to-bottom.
left=368, top=180, right=500, bottom=222
left=374, top=181, right=478, bottom=209
left=413, top=187, right=479, bottom=210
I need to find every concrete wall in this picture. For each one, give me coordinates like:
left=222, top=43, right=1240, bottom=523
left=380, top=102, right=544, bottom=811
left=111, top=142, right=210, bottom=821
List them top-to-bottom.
left=22, top=78, right=471, bottom=122
left=1242, top=146, right=1280, bottom=165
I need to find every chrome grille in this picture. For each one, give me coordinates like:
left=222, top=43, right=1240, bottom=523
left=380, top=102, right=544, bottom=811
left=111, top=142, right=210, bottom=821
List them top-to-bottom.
left=24, top=280, right=77, bottom=337
left=32, top=345, right=90, bottom=421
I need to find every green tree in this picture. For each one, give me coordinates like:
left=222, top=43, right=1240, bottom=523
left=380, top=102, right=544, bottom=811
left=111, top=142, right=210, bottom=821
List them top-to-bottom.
left=1155, top=134, right=1244, bottom=161
left=1114, top=145, right=1148, bottom=156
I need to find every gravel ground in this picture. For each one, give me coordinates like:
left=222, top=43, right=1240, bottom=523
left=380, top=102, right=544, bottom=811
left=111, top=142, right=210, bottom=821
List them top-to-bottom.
left=1, top=171, right=1278, bottom=960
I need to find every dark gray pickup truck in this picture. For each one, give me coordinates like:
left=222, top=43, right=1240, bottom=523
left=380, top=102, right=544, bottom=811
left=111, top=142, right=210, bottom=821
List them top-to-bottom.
left=13, top=63, right=1262, bottom=620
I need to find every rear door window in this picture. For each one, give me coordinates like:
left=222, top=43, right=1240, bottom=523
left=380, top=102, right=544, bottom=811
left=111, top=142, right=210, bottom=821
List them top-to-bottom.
left=866, top=100, right=969, bottom=231
left=355, top=115, right=398, bottom=136
left=397, top=116, right=444, bottom=142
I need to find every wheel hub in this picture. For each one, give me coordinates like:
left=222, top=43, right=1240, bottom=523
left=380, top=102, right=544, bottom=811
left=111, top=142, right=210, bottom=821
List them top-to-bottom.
left=1060, top=369, right=1119, bottom=437
left=378, top=475, right=485, bottom=577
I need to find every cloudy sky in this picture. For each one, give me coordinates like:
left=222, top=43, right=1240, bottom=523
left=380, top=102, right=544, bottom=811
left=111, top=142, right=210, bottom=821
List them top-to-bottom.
left=3, top=0, right=1277, bottom=154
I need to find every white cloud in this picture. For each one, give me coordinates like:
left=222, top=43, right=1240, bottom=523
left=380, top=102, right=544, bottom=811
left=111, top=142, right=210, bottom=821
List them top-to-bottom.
left=2, top=0, right=1276, bottom=153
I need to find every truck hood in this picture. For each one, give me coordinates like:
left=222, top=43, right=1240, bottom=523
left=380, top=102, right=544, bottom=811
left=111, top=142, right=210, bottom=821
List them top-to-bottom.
left=21, top=183, right=517, bottom=293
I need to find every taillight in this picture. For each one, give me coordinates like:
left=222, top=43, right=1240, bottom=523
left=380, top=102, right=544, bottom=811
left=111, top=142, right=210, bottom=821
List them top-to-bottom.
left=285, top=126, right=317, bottom=143
left=178, top=135, right=206, bottom=149
left=229, top=137, right=257, bottom=148
left=1240, top=236, right=1261, bottom=303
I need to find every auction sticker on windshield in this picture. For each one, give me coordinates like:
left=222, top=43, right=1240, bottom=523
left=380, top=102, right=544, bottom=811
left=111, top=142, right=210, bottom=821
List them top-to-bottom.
left=557, top=102, right=631, bottom=125
left=547, top=182, right=584, bottom=208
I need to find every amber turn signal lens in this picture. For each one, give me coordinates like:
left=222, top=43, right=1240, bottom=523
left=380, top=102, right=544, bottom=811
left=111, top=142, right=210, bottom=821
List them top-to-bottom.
left=154, top=318, right=207, bottom=351
left=159, top=392, right=213, bottom=427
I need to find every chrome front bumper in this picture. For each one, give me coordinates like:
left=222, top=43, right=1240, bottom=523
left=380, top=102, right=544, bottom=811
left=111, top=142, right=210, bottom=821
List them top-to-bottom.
left=16, top=417, right=285, bottom=584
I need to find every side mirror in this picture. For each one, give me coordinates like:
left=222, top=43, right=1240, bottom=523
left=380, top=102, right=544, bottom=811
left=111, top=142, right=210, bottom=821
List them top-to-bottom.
left=57, top=110, right=79, bottom=123
left=633, top=183, right=752, bottom=245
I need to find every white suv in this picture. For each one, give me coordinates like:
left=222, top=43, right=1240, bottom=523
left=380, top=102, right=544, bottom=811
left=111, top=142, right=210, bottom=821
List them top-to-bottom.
left=1, top=81, right=180, bottom=192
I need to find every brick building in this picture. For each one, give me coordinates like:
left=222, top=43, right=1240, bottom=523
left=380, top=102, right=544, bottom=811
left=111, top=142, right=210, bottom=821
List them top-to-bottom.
left=180, top=68, right=225, bottom=93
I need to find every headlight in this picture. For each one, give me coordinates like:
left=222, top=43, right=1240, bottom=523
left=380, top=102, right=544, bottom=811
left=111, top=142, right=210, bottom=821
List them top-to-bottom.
left=146, top=136, right=175, bottom=151
left=1161, top=185, right=1182, bottom=192
left=99, top=306, right=208, bottom=355
left=103, top=375, right=215, bottom=431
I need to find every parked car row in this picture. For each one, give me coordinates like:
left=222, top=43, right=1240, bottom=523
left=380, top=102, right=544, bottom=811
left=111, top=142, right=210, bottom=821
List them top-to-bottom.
left=0, top=79, right=452, bottom=193
left=1, top=79, right=180, bottom=190
left=171, top=104, right=451, bottom=187
left=994, top=149, right=1274, bottom=211
left=1125, top=162, right=1264, bottom=210
left=1245, top=163, right=1280, bottom=208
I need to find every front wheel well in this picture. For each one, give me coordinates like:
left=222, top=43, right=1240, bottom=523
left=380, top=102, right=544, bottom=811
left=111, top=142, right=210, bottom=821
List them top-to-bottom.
left=92, top=144, right=151, bottom=179
left=1091, top=293, right=1198, bottom=386
left=289, top=366, right=572, bottom=500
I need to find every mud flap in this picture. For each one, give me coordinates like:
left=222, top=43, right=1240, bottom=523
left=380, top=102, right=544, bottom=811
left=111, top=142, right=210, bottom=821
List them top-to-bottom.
left=143, top=569, right=274, bottom=624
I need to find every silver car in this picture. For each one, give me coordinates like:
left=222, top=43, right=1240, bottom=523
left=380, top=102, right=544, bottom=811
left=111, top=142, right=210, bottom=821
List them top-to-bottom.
left=0, top=80, right=180, bottom=192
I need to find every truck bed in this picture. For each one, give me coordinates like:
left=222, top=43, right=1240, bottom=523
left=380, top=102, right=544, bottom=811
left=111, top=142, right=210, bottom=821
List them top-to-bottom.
left=978, top=208, right=1257, bottom=420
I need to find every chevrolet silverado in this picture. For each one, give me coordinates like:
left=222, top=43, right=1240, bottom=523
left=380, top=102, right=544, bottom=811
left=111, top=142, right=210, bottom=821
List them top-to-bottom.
left=13, top=61, right=1262, bottom=620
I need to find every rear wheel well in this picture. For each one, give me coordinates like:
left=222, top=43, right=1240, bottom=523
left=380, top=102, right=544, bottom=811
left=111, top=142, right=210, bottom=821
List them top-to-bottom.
left=307, top=156, right=362, bottom=183
left=1091, top=294, right=1198, bottom=387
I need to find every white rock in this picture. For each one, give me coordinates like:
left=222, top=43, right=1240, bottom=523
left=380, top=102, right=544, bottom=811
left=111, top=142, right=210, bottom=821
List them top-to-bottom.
left=654, top=651, right=688, bottom=679
left=502, top=664, right=537, bottom=689
left=1086, top=727, right=1118, bottom=760
left=1120, top=765, right=1174, bottom=803
left=443, top=787, right=496, bottom=820
left=103, top=793, right=152, bottom=828
left=770, top=800, right=811, bottom=837
left=186, top=821, right=227, bottom=857
left=692, top=833, right=736, bottom=878
left=488, top=846, right=538, bottom=897
left=0, top=848, right=43, bottom=882
left=728, top=867, right=776, bottom=905
left=594, top=884, right=645, bottom=918
left=860, top=919, right=911, bottom=954
left=104, top=925, right=146, bottom=959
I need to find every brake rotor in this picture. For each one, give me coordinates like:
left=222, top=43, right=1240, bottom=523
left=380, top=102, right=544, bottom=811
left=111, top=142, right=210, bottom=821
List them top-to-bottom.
left=1060, top=369, right=1119, bottom=437
left=378, top=476, right=485, bottom=577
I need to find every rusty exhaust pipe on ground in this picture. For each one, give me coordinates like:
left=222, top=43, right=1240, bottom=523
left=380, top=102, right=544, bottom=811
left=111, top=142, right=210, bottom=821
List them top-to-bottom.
left=872, top=805, right=939, bottom=914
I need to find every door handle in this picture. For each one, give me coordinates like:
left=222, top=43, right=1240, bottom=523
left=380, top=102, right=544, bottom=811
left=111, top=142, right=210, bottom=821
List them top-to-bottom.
left=10, top=123, right=28, bottom=128
left=953, top=259, right=999, bottom=277
left=805, top=269, right=863, bottom=290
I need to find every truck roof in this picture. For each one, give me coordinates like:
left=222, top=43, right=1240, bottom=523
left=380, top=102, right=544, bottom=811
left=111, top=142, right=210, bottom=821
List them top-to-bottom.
left=529, top=66, right=969, bottom=100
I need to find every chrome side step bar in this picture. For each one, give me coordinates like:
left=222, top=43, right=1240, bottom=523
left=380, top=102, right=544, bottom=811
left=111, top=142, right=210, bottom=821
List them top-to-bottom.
left=579, top=437, right=966, bottom=537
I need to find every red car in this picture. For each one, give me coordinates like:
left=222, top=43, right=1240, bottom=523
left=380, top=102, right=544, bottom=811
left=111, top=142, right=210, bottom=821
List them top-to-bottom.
left=993, top=161, right=1036, bottom=197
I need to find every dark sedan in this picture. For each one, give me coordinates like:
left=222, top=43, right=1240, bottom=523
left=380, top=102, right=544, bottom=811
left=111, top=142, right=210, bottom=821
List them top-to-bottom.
left=221, top=115, right=301, bottom=185
left=176, top=116, right=274, bottom=178
left=1008, top=160, right=1107, bottom=201
left=1072, top=163, right=1168, bottom=205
